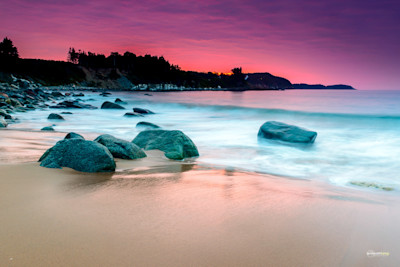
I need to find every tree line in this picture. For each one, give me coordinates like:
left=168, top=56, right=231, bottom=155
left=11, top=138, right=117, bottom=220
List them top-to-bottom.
left=0, top=37, right=246, bottom=88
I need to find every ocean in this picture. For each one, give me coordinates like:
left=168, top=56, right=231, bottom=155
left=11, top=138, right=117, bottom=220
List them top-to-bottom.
left=4, top=89, right=400, bottom=191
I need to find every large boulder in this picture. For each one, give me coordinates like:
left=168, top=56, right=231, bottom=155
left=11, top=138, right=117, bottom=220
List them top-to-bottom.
left=101, top=101, right=125, bottom=109
left=48, top=113, right=65, bottom=120
left=257, top=121, right=317, bottom=143
left=132, top=130, right=199, bottom=160
left=64, top=132, right=85, bottom=140
left=94, top=134, right=146, bottom=159
left=39, top=139, right=115, bottom=172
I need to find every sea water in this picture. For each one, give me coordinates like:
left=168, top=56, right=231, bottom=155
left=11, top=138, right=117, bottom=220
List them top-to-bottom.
left=5, top=89, right=400, bottom=190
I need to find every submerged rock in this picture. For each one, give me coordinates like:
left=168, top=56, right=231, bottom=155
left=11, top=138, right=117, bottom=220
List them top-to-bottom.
left=50, top=91, right=64, bottom=97
left=100, top=92, right=111, bottom=96
left=72, top=93, right=85, bottom=97
left=115, top=98, right=126, bottom=104
left=50, top=100, right=97, bottom=109
left=101, top=101, right=125, bottom=109
left=133, top=107, right=154, bottom=114
left=124, top=112, right=143, bottom=117
left=48, top=113, right=65, bottom=120
left=136, top=121, right=161, bottom=130
left=258, top=121, right=317, bottom=144
left=41, top=126, right=54, bottom=131
left=132, top=130, right=199, bottom=160
left=64, top=132, right=85, bottom=140
left=94, top=134, right=146, bottom=159
left=39, top=139, right=115, bottom=172
left=350, top=181, right=394, bottom=191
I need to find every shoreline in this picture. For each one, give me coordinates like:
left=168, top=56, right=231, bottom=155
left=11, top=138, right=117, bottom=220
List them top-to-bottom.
left=38, top=86, right=356, bottom=92
left=1, top=157, right=398, bottom=266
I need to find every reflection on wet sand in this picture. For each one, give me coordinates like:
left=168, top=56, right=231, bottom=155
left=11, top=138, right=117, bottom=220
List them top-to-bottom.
left=0, top=153, right=399, bottom=266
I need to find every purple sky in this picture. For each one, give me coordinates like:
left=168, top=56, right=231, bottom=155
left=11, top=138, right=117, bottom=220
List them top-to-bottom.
left=1, top=0, right=400, bottom=89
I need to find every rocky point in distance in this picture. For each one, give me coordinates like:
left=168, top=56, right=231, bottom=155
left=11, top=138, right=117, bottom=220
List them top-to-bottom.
left=0, top=37, right=354, bottom=91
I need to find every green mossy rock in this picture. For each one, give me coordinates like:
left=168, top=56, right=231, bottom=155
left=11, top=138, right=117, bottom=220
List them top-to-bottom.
left=258, top=121, right=317, bottom=144
left=132, top=130, right=199, bottom=160
left=95, top=134, right=146, bottom=159
left=39, top=139, right=115, bottom=172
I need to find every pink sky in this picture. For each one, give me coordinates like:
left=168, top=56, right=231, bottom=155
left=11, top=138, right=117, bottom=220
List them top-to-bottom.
left=1, top=0, right=400, bottom=89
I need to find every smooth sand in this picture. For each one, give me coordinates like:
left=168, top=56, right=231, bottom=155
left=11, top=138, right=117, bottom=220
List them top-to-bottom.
left=1, top=151, right=399, bottom=266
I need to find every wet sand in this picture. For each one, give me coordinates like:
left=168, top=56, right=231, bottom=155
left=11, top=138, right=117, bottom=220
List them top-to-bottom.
left=1, top=152, right=399, bottom=267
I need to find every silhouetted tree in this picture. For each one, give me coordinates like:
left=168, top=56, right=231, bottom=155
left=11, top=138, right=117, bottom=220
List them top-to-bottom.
left=0, top=37, right=19, bottom=68
left=0, top=37, right=19, bottom=58
left=68, top=47, right=79, bottom=64
left=231, top=67, right=246, bottom=87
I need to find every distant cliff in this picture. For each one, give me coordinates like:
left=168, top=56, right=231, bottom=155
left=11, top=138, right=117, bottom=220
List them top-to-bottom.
left=246, top=73, right=293, bottom=89
left=292, top=83, right=355, bottom=89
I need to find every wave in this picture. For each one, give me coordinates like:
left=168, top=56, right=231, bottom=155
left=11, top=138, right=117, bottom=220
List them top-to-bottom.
left=170, top=102, right=400, bottom=120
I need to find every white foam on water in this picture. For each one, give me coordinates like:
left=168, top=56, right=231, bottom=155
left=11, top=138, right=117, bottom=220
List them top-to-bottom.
left=6, top=90, right=400, bottom=191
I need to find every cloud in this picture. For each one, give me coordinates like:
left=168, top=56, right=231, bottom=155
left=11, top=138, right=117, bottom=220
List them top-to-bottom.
left=1, top=0, right=400, bottom=88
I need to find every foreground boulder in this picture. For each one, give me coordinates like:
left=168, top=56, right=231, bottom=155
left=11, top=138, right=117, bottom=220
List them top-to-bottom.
left=101, top=101, right=125, bottom=109
left=48, top=113, right=65, bottom=120
left=136, top=121, right=161, bottom=130
left=258, top=121, right=317, bottom=143
left=132, top=130, right=199, bottom=160
left=64, top=132, right=85, bottom=140
left=94, top=134, right=146, bottom=159
left=39, top=139, right=115, bottom=172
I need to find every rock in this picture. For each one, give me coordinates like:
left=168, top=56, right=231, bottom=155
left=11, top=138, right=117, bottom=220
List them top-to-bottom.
left=18, top=80, right=30, bottom=89
left=50, top=91, right=64, bottom=97
left=100, top=92, right=111, bottom=96
left=72, top=93, right=85, bottom=97
left=10, top=98, right=22, bottom=107
left=115, top=98, right=125, bottom=104
left=49, top=100, right=97, bottom=109
left=101, top=101, right=125, bottom=109
left=133, top=107, right=154, bottom=114
left=0, top=109, right=8, bottom=117
left=61, top=112, right=73, bottom=114
left=124, top=112, right=143, bottom=117
left=48, top=113, right=65, bottom=120
left=4, top=114, right=12, bottom=120
left=0, top=117, right=7, bottom=127
left=136, top=121, right=161, bottom=130
left=257, top=121, right=317, bottom=143
left=41, top=126, right=54, bottom=131
left=132, top=130, right=199, bottom=160
left=64, top=132, right=85, bottom=140
left=94, top=134, right=146, bottom=159
left=39, top=139, right=115, bottom=172
left=350, top=181, right=394, bottom=191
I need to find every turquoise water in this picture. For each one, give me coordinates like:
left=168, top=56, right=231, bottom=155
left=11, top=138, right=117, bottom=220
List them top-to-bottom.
left=7, top=89, right=400, bottom=190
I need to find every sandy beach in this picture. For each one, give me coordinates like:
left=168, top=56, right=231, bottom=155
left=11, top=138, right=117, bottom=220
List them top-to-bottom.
left=1, top=152, right=399, bottom=267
